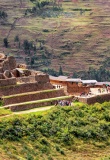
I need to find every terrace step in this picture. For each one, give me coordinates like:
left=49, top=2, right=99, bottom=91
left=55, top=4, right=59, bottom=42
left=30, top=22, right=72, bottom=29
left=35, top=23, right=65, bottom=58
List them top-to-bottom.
left=0, top=82, right=53, bottom=96
left=3, top=89, right=65, bottom=105
left=4, top=95, right=74, bottom=112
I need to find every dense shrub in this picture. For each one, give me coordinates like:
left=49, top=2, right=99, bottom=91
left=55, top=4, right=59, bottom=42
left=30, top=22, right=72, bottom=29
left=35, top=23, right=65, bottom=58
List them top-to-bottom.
left=0, top=102, right=109, bottom=143
left=0, top=102, right=109, bottom=159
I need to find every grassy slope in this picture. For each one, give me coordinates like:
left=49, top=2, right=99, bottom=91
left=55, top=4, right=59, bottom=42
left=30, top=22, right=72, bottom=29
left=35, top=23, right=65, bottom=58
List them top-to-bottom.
left=0, top=0, right=110, bottom=73
left=0, top=102, right=110, bottom=160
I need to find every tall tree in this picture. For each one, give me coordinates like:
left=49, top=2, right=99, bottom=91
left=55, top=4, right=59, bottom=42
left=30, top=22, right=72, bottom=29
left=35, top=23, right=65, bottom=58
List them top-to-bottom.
left=14, top=35, right=19, bottom=42
left=3, top=38, right=9, bottom=48
left=59, top=66, right=63, bottom=75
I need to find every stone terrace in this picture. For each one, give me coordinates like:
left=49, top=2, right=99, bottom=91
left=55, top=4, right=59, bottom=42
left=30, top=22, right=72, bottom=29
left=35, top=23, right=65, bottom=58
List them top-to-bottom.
left=0, top=53, right=73, bottom=111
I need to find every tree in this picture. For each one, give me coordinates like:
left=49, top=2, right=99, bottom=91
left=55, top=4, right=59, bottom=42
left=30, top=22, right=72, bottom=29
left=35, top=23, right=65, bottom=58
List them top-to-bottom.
left=30, top=0, right=36, bottom=3
left=0, top=11, right=8, bottom=19
left=14, top=35, right=19, bottom=42
left=3, top=38, right=9, bottom=48
left=23, top=40, right=29, bottom=50
left=31, top=57, right=35, bottom=65
left=59, top=66, right=63, bottom=75
left=72, top=71, right=78, bottom=78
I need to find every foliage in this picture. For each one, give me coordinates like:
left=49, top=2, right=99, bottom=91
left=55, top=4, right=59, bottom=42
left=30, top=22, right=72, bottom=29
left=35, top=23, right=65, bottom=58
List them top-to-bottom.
left=26, top=0, right=62, bottom=17
left=26, top=0, right=50, bottom=16
left=72, top=8, right=92, bottom=12
left=0, top=10, right=8, bottom=19
left=14, top=35, right=19, bottom=42
left=3, top=38, right=9, bottom=48
left=23, top=39, right=36, bottom=54
left=74, top=65, right=110, bottom=81
left=42, top=66, right=64, bottom=77
left=58, top=66, right=63, bottom=76
left=42, top=68, right=58, bottom=76
left=0, top=102, right=110, bottom=159
left=0, top=108, right=12, bottom=116
left=101, top=157, right=110, bottom=160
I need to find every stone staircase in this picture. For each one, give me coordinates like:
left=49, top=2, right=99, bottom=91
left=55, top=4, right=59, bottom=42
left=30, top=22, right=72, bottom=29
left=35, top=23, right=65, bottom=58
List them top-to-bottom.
left=3, top=89, right=73, bottom=112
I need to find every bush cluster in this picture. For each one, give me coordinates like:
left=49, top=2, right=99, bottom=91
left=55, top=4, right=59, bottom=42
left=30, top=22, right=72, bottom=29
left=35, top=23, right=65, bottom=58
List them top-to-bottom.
left=0, top=102, right=110, bottom=144
left=0, top=102, right=110, bottom=159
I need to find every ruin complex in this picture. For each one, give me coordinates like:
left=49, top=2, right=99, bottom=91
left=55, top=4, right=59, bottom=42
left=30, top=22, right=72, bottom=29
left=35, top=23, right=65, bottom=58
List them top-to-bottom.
left=0, top=53, right=69, bottom=111
left=0, top=53, right=53, bottom=93
left=0, top=53, right=109, bottom=111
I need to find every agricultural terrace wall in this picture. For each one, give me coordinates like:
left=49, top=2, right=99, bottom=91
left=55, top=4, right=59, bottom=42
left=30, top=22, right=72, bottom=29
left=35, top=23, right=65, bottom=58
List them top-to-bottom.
left=0, top=78, right=16, bottom=87
left=0, top=82, right=53, bottom=96
left=3, top=89, right=65, bottom=105
left=78, top=93, right=110, bottom=104
left=10, top=96, right=73, bottom=111
left=10, top=101, right=55, bottom=111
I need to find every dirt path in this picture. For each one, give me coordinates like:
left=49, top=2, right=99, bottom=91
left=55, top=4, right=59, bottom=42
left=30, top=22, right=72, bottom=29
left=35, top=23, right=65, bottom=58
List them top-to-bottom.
left=14, top=105, right=54, bottom=114
left=0, top=106, right=55, bottom=119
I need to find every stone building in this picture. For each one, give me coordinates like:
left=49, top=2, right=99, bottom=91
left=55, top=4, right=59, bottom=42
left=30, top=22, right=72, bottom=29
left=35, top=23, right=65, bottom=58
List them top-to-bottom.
left=0, top=53, right=53, bottom=95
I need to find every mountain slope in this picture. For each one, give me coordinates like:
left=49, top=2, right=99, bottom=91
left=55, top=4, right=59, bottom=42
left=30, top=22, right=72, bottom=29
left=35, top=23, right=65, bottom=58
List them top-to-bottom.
left=0, top=0, right=110, bottom=73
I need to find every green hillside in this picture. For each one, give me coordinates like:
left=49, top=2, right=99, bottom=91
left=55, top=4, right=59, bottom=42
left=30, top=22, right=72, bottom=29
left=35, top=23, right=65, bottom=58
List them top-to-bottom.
left=0, top=0, right=110, bottom=75
left=0, top=102, right=110, bottom=160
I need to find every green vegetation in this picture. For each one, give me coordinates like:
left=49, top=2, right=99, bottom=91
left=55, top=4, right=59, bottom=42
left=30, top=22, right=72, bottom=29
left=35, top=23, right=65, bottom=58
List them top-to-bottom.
left=25, top=0, right=62, bottom=17
left=72, top=8, right=92, bottom=12
left=0, top=10, right=8, bottom=19
left=3, top=38, right=9, bottom=48
left=73, top=65, right=110, bottom=81
left=42, top=66, right=64, bottom=76
left=58, top=66, right=63, bottom=76
left=42, top=68, right=59, bottom=76
left=0, top=101, right=110, bottom=159
left=0, top=108, right=12, bottom=116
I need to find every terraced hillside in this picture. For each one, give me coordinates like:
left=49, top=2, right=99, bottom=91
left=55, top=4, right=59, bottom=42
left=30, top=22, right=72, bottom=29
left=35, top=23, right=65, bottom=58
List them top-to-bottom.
left=0, top=0, right=110, bottom=74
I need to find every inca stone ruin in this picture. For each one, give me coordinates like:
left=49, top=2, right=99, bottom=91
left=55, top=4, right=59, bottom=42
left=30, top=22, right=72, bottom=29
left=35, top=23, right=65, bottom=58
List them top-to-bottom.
left=0, top=53, right=69, bottom=111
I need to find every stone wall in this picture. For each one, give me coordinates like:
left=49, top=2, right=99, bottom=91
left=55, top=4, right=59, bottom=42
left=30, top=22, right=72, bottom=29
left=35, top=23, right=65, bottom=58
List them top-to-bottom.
left=2, top=56, right=16, bottom=71
left=16, top=74, right=50, bottom=84
left=35, top=74, right=50, bottom=83
left=16, top=76, right=36, bottom=83
left=0, top=78, right=16, bottom=87
left=0, top=82, right=53, bottom=96
left=3, top=89, right=65, bottom=105
left=78, top=93, right=110, bottom=104
left=9, top=96, right=73, bottom=111
left=10, top=101, right=55, bottom=111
